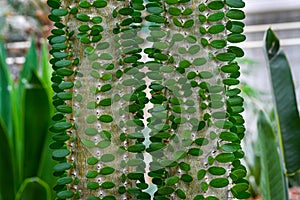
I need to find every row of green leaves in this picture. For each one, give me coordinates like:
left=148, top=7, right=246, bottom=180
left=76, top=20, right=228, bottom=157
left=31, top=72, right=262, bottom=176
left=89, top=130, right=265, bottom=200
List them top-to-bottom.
left=47, top=0, right=249, bottom=199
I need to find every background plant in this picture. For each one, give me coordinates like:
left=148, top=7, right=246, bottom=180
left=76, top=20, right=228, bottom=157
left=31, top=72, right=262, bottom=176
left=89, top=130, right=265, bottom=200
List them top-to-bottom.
left=47, top=0, right=249, bottom=199
left=240, top=28, right=300, bottom=200
left=0, top=38, right=55, bottom=200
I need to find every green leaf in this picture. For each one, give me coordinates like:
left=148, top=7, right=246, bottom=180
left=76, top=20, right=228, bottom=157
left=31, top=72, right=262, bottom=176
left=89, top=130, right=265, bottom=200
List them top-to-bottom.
left=47, top=0, right=61, bottom=8
left=93, top=0, right=107, bottom=8
left=165, top=0, right=178, bottom=4
left=226, top=0, right=245, bottom=8
left=79, top=1, right=91, bottom=8
left=207, top=1, right=224, bottom=10
left=168, top=7, right=181, bottom=16
left=51, top=8, right=68, bottom=16
left=118, top=8, right=134, bottom=15
left=226, top=9, right=245, bottom=20
left=208, top=12, right=225, bottom=22
left=76, top=14, right=90, bottom=22
left=145, top=15, right=166, bottom=23
left=183, top=19, right=194, bottom=28
left=208, top=24, right=225, bottom=34
left=264, top=29, right=300, bottom=174
left=227, top=33, right=246, bottom=43
left=50, top=36, right=67, bottom=44
left=0, top=39, right=13, bottom=137
left=210, top=39, right=226, bottom=49
left=216, top=52, right=236, bottom=61
left=193, top=57, right=207, bottom=66
left=221, top=63, right=239, bottom=73
left=23, top=73, right=51, bottom=179
left=56, top=105, right=72, bottom=113
left=257, top=111, right=288, bottom=200
left=99, top=114, right=113, bottom=123
left=0, top=119, right=15, bottom=200
left=219, top=131, right=239, bottom=142
left=194, top=138, right=209, bottom=146
left=82, top=139, right=95, bottom=148
left=97, top=140, right=111, bottom=149
left=147, top=142, right=166, bottom=152
left=128, top=144, right=145, bottom=153
left=188, top=148, right=203, bottom=156
left=52, top=149, right=70, bottom=159
left=173, top=150, right=187, bottom=160
left=215, top=153, right=235, bottom=163
left=101, top=154, right=115, bottom=162
left=87, top=157, right=99, bottom=165
left=127, top=159, right=144, bottom=166
left=53, top=162, right=71, bottom=172
left=179, top=162, right=191, bottom=171
left=208, top=166, right=226, bottom=175
left=100, top=167, right=115, bottom=175
left=127, top=172, right=144, bottom=180
left=181, top=174, right=193, bottom=182
left=166, top=176, right=179, bottom=185
left=15, top=177, right=51, bottom=200
left=57, top=177, right=73, bottom=185
left=210, top=178, right=229, bottom=188
left=101, top=181, right=115, bottom=189
left=87, top=182, right=100, bottom=190
left=231, top=183, right=249, bottom=194
left=157, top=186, right=175, bottom=195
left=175, top=189, right=186, bottom=199
left=57, top=190, right=74, bottom=199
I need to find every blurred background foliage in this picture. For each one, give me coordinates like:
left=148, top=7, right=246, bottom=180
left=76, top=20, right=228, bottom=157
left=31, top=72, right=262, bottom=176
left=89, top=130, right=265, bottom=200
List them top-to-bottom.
left=0, top=0, right=56, bottom=199
left=0, top=38, right=55, bottom=199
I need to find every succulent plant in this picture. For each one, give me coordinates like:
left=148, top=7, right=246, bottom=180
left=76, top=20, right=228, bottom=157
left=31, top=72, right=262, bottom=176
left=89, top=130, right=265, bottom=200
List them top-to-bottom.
left=47, top=0, right=249, bottom=199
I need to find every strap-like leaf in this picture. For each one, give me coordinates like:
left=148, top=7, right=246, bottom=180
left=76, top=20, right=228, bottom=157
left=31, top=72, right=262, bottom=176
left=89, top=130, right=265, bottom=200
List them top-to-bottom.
left=264, top=28, right=300, bottom=174
left=0, top=38, right=13, bottom=136
left=23, top=73, right=51, bottom=179
left=257, top=111, right=288, bottom=200
left=0, top=119, right=15, bottom=200
left=15, top=177, right=51, bottom=200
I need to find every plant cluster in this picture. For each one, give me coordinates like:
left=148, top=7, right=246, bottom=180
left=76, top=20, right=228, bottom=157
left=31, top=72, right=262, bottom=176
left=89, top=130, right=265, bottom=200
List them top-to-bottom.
left=47, top=0, right=249, bottom=199
left=0, top=39, right=54, bottom=200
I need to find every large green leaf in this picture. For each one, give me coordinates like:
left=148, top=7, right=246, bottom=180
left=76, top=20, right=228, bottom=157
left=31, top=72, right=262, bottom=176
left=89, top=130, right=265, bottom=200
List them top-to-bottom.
left=264, top=28, right=300, bottom=174
left=0, top=38, right=13, bottom=137
left=12, top=39, right=40, bottom=183
left=35, top=39, right=56, bottom=198
left=23, top=72, right=51, bottom=179
left=257, top=110, right=288, bottom=200
left=0, top=119, right=15, bottom=200
left=15, top=177, right=51, bottom=200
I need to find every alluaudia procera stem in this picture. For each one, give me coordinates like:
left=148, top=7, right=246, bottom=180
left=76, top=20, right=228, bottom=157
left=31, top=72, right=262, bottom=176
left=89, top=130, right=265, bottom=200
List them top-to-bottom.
left=48, top=0, right=249, bottom=199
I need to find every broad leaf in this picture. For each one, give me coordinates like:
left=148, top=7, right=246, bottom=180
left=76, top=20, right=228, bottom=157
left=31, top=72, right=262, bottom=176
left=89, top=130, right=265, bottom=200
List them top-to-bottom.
left=264, top=28, right=300, bottom=174
left=0, top=39, right=13, bottom=137
left=23, top=73, right=51, bottom=178
left=257, top=111, right=288, bottom=200
left=0, top=119, right=15, bottom=200
left=15, top=177, right=51, bottom=200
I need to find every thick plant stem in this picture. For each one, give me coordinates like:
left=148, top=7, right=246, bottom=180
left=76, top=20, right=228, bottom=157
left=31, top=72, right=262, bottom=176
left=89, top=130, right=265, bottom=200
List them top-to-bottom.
left=48, top=0, right=249, bottom=199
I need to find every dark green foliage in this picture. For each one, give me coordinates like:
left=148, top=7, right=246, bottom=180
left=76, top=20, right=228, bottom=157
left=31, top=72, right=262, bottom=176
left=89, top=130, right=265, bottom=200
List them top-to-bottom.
left=264, top=29, right=300, bottom=174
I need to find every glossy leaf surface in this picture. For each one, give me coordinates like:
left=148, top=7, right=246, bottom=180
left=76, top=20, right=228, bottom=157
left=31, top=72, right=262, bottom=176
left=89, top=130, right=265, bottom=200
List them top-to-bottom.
left=264, top=28, right=300, bottom=174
